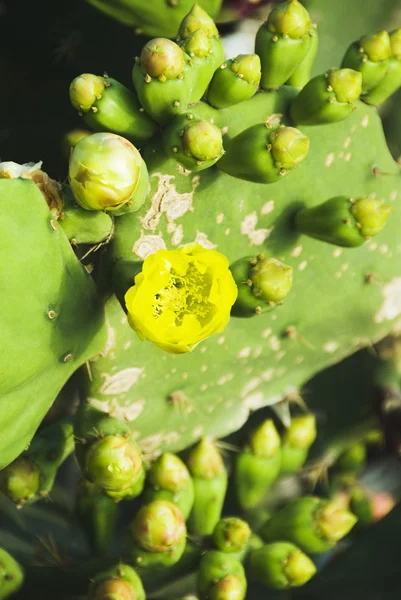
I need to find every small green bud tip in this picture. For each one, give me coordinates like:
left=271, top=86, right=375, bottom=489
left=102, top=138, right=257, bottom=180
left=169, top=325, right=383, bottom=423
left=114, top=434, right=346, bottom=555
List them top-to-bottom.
left=268, top=0, right=311, bottom=39
left=179, top=3, right=219, bottom=40
left=183, top=29, right=212, bottom=58
left=390, top=29, right=401, bottom=59
left=360, top=31, right=392, bottom=62
left=141, top=38, right=185, bottom=80
left=231, top=54, right=261, bottom=86
left=328, top=68, right=362, bottom=104
left=69, top=74, right=105, bottom=112
left=182, top=121, right=223, bottom=161
left=269, top=127, right=310, bottom=171
left=62, top=129, right=91, bottom=154
left=69, top=132, right=143, bottom=211
left=350, top=198, right=392, bottom=238
left=250, top=258, right=293, bottom=304
left=284, top=415, right=317, bottom=450
left=249, top=419, right=281, bottom=458
left=85, top=435, right=143, bottom=492
left=187, top=437, right=225, bottom=479
left=337, top=442, right=367, bottom=473
left=148, top=453, right=191, bottom=493
left=0, top=458, right=40, bottom=503
left=131, top=500, right=186, bottom=553
left=317, top=502, right=358, bottom=543
left=213, top=518, right=252, bottom=553
left=284, top=550, right=317, bottom=586
left=209, top=574, right=246, bottom=600
left=90, top=578, right=134, bottom=600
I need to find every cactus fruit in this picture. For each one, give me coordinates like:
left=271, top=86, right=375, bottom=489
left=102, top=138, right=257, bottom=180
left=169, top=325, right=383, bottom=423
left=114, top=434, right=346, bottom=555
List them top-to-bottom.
left=280, top=414, right=317, bottom=474
left=248, top=542, right=316, bottom=589
left=0, top=549, right=24, bottom=599
left=197, top=551, right=247, bottom=600
left=88, top=564, right=145, bottom=600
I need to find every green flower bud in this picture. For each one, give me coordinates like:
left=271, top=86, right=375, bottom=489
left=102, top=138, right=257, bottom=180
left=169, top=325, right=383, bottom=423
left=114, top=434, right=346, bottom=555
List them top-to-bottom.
left=268, top=0, right=311, bottom=39
left=179, top=4, right=219, bottom=40
left=390, top=28, right=401, bottom=59
left=183, top=29, right=212, bottom=59
left=360, top=31, right=391, bottom=63
left=140, top=38, right=185, bottom=81
left=231, top=54, right=261, bottom=86
left=207, top=55, right=261, bottom=109
left=328, top=68, right=363, bottom=103
left=69, top=74, right=105, bottom=112
left=182, top=121, right=223, bottom=162
left=269, top=126, right=310, bottom=170
left=61, top=129, right=91, bottom=159
left=69, top=132, right=148, bottom=212
left=295, top=196, right=392, bottom=247
left=350, top=197, right=392, bottom=238
left=250, top=258, right=293, bottom=304
left=284, top=415, right=317, bottom=450
left=249, top=420, right=281, bottom=458
left=85, top=434, right=144, bottom=500
left=187, top=438, right=225, bottom=479
left=336, top=442, right=367, bottom=474
left=148, top=453, right=191, bottom=493
left=0, top=457, right=40, bottom=504
left=259, top=496, right=357, bottom=554
left=130, top=500, right=186, bottom=553
left=317, top=501, right=358, bottom=544
left=212, top=518, right=251, bottom=554
left=249, top=542, right=316, bottom=589
left=0, top=549, right=24, bottom=598
left=197, top=551, right=246, bottom=600
left=89, top=564, right=145, bottom=600
left=209, top=573, right=246, bottom=600
left=89, top=578, right=134, bottom=600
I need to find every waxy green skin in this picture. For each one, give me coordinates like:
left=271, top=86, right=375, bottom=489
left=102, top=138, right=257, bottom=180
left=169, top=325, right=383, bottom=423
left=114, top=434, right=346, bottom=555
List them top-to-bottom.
left=86, top=0, right=222, bottom=38
left=255, top=0, right=313, bottom=90
left=287, top=26, right=319, bottom=89
left=181, top=30, right=222, bottom=104
left=363, top=30, right=401, bottom=106
left=342, top=32, right=392, bottom=94
left=132, top=42, right=194, bottom=126
left=207, top=55, right=261, bottom=109
left=290, top=69, right=362, bottom=125
left=71, top=76, right=157, bottom=144
left=162, top=114, right=223, bottom=172
left=217, top=122, right=309, bottom=183
left=0, top=178, right=106, bottom=470
left=295, top=196, right=392, bottom=247
left=280, top=414, right=317, bottom=474
left=234, top=420, right=281, bottom=510
left=84, top=434, right=145, bottom=501
left=186, top=439, right=228, bottom=536
left=143, top=453, right=195, bottom=519
left=76, top=480, right=119, bottom=556
left=259, top=496, right=357, bottom=554
left=129, top=500, right=187, bottom=568
left=212, top=517, right=251, bottom=559
left=248, top=542, right=316, bottom=589
left=0, top=549, right=24, bottom=600
left=197, top=551, right=246, bottom=600
left=89, top=564, right=145, bottom=600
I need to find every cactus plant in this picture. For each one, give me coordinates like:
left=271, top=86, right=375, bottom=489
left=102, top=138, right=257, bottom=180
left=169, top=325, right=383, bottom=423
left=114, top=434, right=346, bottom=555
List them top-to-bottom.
left=2, top=1, right=401, bottom=599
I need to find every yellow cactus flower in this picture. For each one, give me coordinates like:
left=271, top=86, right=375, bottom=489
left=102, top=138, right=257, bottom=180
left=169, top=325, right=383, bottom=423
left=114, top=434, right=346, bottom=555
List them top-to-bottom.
left=124, top=244, right=238, bottom=354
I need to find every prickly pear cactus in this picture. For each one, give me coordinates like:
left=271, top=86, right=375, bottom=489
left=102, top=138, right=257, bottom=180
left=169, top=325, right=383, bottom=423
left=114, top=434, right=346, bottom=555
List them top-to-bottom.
left=3, top=2, right=401, bottom=599
left=65, top=3, right=401, bottom=461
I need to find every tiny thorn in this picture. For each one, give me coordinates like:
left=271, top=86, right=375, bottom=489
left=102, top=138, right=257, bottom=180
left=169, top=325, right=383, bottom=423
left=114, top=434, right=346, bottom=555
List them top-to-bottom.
left=272, top=35, right=278, bottom=42
left=103, top=71, right=109, bottom=78
left=178, top=73, right=184, bottom=80
left=145, top=74, right=152, bottom=83
left=327, top=85, right=333, bottom=92
left=96, top=94, right=102, bottom=100
left=173, top=100, right=180, bottom=108
left=91, top=106, right=98, bottom=113
left=187, top=113, right=194, bottom=120
left=172, top=146, right=178, bottom=153
left=372, top=165, right=397, bottom=177
left=280, top=169, right=286, bottom=176
left=344, top=218, right=351, bottom=225
left=50, top=219, right=59, bottom=231
left=250, top=258, right=258, bottom=266
left=246, top=279, right=253, bottom=287
left=255, top=306, right=262, bottom=315
left=48, top=310, right=57, bottom=320
left=63, top=353, right=73, bottom=363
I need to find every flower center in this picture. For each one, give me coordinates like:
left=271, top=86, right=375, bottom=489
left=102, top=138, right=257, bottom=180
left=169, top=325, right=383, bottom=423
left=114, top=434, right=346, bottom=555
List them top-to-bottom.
left=153, top=263, right=213, bottom=325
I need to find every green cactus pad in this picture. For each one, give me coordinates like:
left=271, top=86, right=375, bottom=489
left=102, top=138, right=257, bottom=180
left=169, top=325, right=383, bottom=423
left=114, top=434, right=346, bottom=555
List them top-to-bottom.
left=0, top=178, right=106, bottom=469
